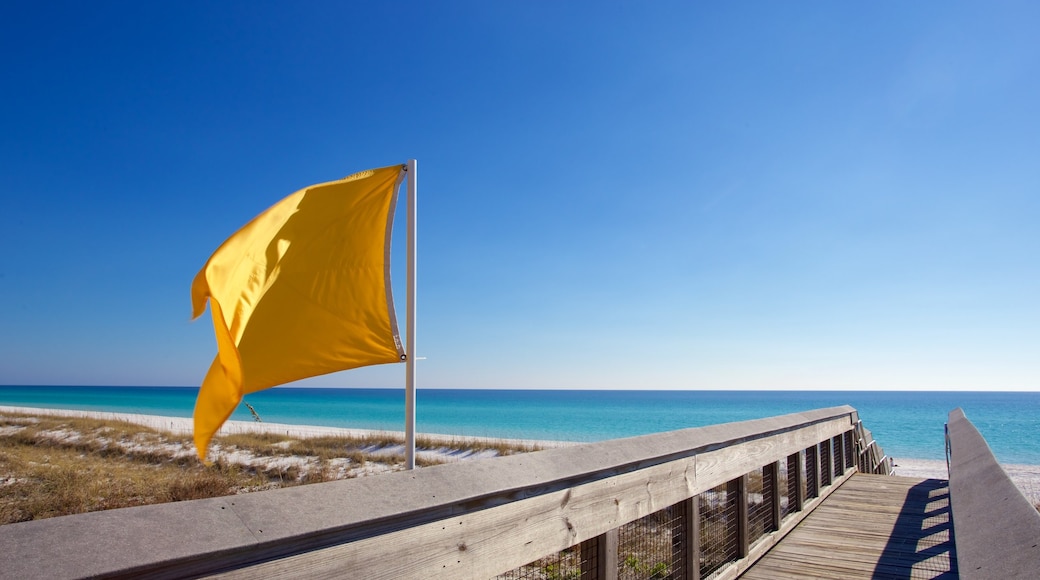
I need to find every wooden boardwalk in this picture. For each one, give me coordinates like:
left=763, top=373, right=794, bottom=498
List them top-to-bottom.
left=741, top=474, right=957, bottom=579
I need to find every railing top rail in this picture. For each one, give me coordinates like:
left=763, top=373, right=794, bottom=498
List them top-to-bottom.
left=0, top=405, right=858, bottom=580
left=946, top=407, right=1040, bottom=578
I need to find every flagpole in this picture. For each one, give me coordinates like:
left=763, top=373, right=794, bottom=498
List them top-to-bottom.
left=405, top=159, right=417, bottom=470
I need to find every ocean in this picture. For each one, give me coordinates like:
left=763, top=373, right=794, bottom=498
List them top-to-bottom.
left=0, top=386, right=1037, bottom=464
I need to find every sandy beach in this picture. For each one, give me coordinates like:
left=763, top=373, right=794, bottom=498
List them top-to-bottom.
left=0, top=405, right=574, bottom=467
left=4, top=405, right=1039, bottom=506
left=891, top=456, right=1040, bottom=506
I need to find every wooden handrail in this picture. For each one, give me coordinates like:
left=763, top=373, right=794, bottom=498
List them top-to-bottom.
left=0, top=406, right=870, bottom=580
left=946, top=408, right=1040, bottom=578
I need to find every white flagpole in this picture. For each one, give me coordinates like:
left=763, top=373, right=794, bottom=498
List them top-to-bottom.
left=405, top=159, right=417, bottom=469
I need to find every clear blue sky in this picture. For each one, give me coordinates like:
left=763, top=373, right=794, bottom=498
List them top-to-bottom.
left=2, top=2, right=1037, bottom=391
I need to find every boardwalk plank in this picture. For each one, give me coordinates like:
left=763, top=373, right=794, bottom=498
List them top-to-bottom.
left=739, top=474, right=956, bottom=579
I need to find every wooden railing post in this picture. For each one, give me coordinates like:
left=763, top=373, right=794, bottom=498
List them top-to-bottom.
left=764, top=461, right=781, bottom=532
left=735, top=475, right=749, bottom=558
left=684, top=496, right=701, bottom=580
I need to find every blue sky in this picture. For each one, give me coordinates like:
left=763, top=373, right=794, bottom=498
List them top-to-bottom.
left=1, top=2, right=1037, bottom=391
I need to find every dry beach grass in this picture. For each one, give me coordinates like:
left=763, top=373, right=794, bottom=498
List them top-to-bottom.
left=0, top=409, right=544, bottom=525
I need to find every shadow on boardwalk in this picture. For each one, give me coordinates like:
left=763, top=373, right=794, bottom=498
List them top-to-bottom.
left=741, top=474, right=957, bottom=580
left=873, top=478, right=957, bottom=579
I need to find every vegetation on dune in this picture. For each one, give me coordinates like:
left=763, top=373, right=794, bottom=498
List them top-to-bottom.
left=0, top=412, right=539, bottom=525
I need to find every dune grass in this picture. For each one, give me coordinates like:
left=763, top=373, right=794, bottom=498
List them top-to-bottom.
left=0, top=411, right=540, bottom=525
left=0, top=415, right=248, bottom=524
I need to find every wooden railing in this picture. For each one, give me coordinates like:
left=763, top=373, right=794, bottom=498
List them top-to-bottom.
left=0, top=406, right=892, bottom=580
left=946, top=408, right=1040, bottom=578
left=854, top=417, right=893, bottom=475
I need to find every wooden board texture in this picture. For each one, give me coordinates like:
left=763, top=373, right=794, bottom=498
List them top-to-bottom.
left=740, top=474, right=956, bottom=579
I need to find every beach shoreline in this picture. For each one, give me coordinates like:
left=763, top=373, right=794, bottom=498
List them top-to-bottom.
left=0, top=405, right=576, bottom=456
left=3, top=405, right=1039, bottom=505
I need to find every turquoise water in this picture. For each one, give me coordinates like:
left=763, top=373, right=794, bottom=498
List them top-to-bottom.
left=0, top=386, right=1037, bottom=464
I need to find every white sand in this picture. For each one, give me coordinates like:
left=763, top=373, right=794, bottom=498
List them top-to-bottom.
left=0, top=405, right=573, bottom=464
left=4, top=405, right=1039, bottom=505
left=891, top=456, right=1040, bottom=506
left=890, top=457, right=951, bottom=480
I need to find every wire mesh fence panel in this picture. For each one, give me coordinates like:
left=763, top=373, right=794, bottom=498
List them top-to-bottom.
left=844, top=430, right=855, bottom=470
left=833, top=435, right=844, bottom=477
left=819, top=440, right=832, bottom=487
left=805, top=446, right=819, bottom=499
left=786, top=453, right=801, bottom=517
left=779, top=455, right=792, bottom=520
left=746, top=466, right=773, bottom=547
left=698, top=482, right=739, bottom=579
left=617, top=502, right=686, bottom=580
left=578, top=539, right=602, bottom=580
left=493, top=545, right=587, bottom=580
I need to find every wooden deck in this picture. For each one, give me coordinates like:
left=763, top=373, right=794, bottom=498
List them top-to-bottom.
left=740, top=474, right=957, bottom=579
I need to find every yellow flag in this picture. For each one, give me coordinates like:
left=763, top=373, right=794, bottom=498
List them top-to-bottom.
left=190, top=164, right=406, bottom=462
